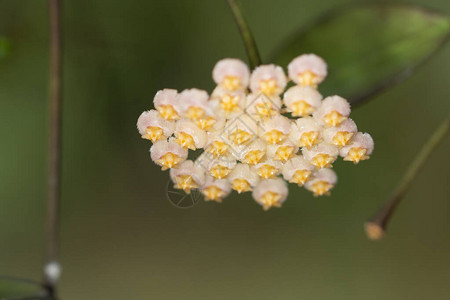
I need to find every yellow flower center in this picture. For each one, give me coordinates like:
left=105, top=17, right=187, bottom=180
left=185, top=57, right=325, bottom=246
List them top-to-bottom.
left=297, top=71, right=321, bottom=88
left=222, top=76, right=241, bottom=91
left=259, top=79, right=279, bottom=97
left=220, top=94, right=240, bottom=113
left=291, top=100, right=314, bottom=117
left=254, top=102, right=277, bottom=118
left=157, top=105, right=179, bottom=120
left=186, top=106, right=205, bottom=120
left=323, top=110, right=346, bottom=127
left=195, top=116, right=216, bottom=130
left=142, top=126, right=164, bottom=142
left=229, top=129, right=252, bottom=145
left=263, top=129, right=286, bottom=144
left=299, top=131, right=320, bottom=148
left=332, top=131, right=354, bottom=147
left=175, top=132, right=196, bottom=150
left=206, top=141, right=229, bottom=157
left=274, top=146, right=295, bottom=162
left=344, top=147, right=369, bottom=164
left=242, top=150, right=265, bottom=165
left=157, top=152, right=183, bottom=170
left=311, top=153, right=334, bottom=168
left=210, top=165, right=231, bottom=179
left=256, top=165, right=279, bottom=179
left=290, top=169, right=312, bottom=186
left=174, top=175, right=198, bottom=194
left=232, top=178, right=252, bottom=193
left=309, top=180, right=333, bottom=196
left=202, top=185, right=226, bottom=202
left=260, top=191, right=283, bottom=210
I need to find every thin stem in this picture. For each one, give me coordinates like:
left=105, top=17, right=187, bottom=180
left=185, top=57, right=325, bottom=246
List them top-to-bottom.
left=44, top=0, right=62, bottom=296
left=226, top=0, right=262, bottom=69
left=365, top=116, right=449, bottom=240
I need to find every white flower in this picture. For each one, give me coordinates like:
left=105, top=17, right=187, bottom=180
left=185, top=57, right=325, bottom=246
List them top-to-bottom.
left=138, top=53, right=374, bottom=208
left=287, top=54, right=327, bottom=87
left=212, top=58, right=250, bottom=91
left=250, top=64, right=287, bottom=97
left=211, top=86, right=246, bottom=117
left=283, top=86, right=323, bottom=116
left=178, top=88, right=211, bottom=120
left=153, top=89, right=181, bottom=120
left=245, top=93, right=282, bottom=119
left=313, top=95, right=351, bottom=127
left=137, top=110, right=174, bottom=142
left=223, top=113, right=260, bottom=145
left=260, top=115, right=292, bottom=144
left=289, top=117, right=322, bottom=148
left=322, top=118, right=357, bottom=147
left=174, top=119, right=207, bottom=150
left=340, top=132, right=374, bottom=163
left=150, top=138, right=188, bottom=170
left=237, top=139, right=266, bottom=165
left=266, top=140, right=298, bottom=162
left=302, top=142, right=339, bottom=168
left=196, top=152, right=237, bottom=179
left=282, top=156, right=315, bottom=186
left=253, top=159, right=282, bottom=179
left=170, top=160, right=206, bottom=193
left=227, top=163, right=260, bottom=193
left=305, top=168, right=337, bottom=196
left=201, top=176, right=232, bottom=202
left=252, top=178, right=288, bottom=210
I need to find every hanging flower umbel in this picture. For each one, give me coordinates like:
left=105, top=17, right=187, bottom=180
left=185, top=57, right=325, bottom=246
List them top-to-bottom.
left=137, top=54, right=374, bottom=210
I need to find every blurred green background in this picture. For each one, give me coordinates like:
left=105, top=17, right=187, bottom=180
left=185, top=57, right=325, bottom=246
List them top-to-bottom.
left=1, top=0, right=449, bottom=299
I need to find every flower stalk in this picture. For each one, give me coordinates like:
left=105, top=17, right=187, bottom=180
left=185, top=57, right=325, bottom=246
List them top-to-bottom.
left=44, top=0, right=63, bottom=297
left=226, top=0, right=262, bottom=69
left=365, top=116, right=449, bottom=240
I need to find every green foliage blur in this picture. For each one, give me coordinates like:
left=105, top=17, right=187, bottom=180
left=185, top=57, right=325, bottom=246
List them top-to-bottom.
left=0, top=0, right=449, bottom=299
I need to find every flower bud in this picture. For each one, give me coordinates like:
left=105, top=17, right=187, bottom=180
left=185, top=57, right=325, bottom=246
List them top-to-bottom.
left=287, top=54, right=327, bottom=87
left=212, top=58, right=250, bottom=91
left=250, top=65, right=287, bottom=97
left=283, top=86, right=323, bottom=117
left=153, top=89, right=181, bottom=120
left=136, top=110, right=174, bottom=142
left=340, top=132, right=374, bottom=163
left=150, top=138, right=188, bottom=170
left=302, top=142, right=339, bottom=168
left=281, top=155, right=315, bottom=186
left=305, top=168, right=337, bottom=196
left=252, top=178, right=288, bottom=210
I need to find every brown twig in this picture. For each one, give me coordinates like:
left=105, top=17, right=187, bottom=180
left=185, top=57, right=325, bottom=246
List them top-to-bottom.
left=44, top=0, right=63, bottom=297
left=365, top=116, right=449, bottom=240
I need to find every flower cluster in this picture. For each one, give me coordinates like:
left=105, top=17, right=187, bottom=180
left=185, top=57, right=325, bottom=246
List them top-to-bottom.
left=137, top=54, right=374, bottom=210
